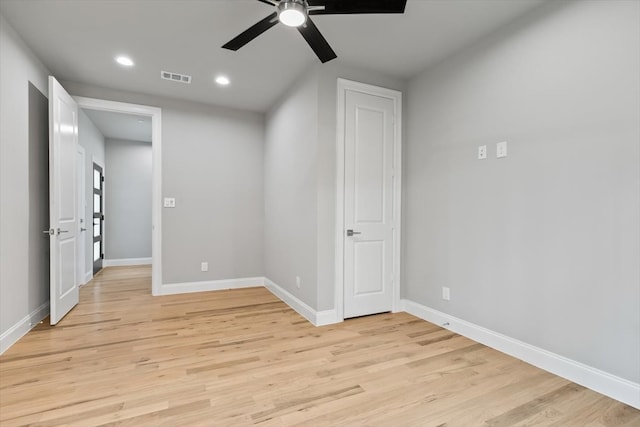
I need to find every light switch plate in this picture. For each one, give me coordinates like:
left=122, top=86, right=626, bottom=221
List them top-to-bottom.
left=497, top=141, right=508, bottom=158
left=478, top=145, right=487, bottom=160
left=163, top=197, right=176, bottom=208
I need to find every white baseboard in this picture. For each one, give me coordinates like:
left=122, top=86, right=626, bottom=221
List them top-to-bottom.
left=103, top=257, right=152, bottom=267
left=82, top=270, right=93, bottom=286
left=159, top=276, right=264, bottom=296
left=264, top=278, right=339, bottom=327
left=264, top=278, right=315, bottom=324
left=401, top=299, right=640, bottom=410
left=0, top=302, right=49, bottom=355
left=316, top=309, right=341, bottom=326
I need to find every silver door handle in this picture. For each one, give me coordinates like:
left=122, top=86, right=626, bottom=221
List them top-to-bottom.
left=80, top=227, right=87, bottom=232
left=57, top=228, right=68, bottom=235
left=42, top=229, right=54, bottom=235
left=346, top=229, right=361, bottom=236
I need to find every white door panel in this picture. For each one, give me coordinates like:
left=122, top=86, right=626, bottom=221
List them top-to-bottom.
left=49, top=76, right=79, bottom=325
left=344, top=90, right=396, bottom=318
left=354, top=107, right=385, bottom=223
left=353, top=240, right=384, bottom=295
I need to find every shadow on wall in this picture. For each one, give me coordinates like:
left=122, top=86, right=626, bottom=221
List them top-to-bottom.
left=28, top=82, right=50, bottom=312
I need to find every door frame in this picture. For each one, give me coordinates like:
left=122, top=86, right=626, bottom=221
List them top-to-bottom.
left=334, top=78, right=402, bottom=321
left=74, top=96, right=162, bottom=295
left=76, top=145, right=86, bottom=286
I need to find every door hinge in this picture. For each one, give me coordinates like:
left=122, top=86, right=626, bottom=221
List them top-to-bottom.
left=101, top=176, right=105, bottom=182
left=101, top=253, right=104, bottom=259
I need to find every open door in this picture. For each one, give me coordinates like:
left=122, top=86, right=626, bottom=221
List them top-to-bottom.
left=48, top=76, right=79, bottom=325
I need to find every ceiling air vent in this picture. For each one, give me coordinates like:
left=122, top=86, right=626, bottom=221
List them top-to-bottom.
left=161, top=70, right=192, bottom=84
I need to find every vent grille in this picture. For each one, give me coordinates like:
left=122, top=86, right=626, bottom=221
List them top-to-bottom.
left=161, top=70, right=192, bottom=84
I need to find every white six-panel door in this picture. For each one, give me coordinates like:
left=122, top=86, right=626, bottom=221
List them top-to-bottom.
left=49, top=76, right=79, bottom=325
left=343, top=88, right=397, bottom=319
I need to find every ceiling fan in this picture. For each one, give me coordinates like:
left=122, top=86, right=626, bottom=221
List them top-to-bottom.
left=222, top=0, right=408, bottom=63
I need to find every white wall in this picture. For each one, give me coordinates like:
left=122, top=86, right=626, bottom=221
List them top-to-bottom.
left=404, top=0, right=639, bottom=384
left=0, top=14, right=50, bottom=345
left=62, top=81, right=264, bottom=286
left=78, top=109, right=105, bottom=276
left=104, top=138, right=152, bottom=260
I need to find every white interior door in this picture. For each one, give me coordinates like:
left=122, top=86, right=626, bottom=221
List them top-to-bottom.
left=49, top=76, right=79, bottom=325
left=343, top=89, right=396, bottom=318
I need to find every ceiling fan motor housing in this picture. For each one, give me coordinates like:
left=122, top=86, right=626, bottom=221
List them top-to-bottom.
left=277, top=0, right=308, bottom=27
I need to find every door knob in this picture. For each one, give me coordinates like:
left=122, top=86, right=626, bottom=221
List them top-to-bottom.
left=80, top=227, right=87, bottom=232
left=57, top=228, right=68, bottom=235
left=42, top=229, right=54, bottom=235
left=346, top=229, right=361, bottom=236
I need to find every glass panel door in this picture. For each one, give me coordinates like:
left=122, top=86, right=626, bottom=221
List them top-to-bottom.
left=93, top=163, right=104, bottom=274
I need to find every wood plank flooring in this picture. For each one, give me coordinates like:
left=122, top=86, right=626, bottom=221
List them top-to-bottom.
left=0, top=266, right=637, bottom=426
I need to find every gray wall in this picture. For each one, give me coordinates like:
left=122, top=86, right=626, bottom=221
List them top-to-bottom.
left=404, top=0, right=639, bottom=383
left=0, top=15, right=50, bottom=338
left=264, top=68, right=320, bottom=308
left=62, top=81, right=265, bottom=284
left=78, top=109, right=105, bottom=276
left=104, top=138, right=152, bottom=260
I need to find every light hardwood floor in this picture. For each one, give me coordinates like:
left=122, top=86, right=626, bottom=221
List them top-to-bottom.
left=0, top=266, right=637, bottom=426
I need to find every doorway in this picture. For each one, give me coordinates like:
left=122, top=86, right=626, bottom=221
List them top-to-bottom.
left=335, top=78, right=402, bottom=320
left=74, top=97, right=162, bottom=295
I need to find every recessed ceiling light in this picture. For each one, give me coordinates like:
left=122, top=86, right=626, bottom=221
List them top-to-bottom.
left=115, top=56, right=134, bottom=67
left=215, top=75, right=230, bottom=86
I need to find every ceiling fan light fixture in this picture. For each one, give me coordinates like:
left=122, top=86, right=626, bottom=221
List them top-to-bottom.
left=278, top=0, right=307, bottom=27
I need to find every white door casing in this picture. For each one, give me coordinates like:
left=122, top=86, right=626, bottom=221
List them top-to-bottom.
left=49, top=76, right=79, bottom=324
left=336, top=79, right=402, bottom=320
left=76, top=145, right=86, bottom=286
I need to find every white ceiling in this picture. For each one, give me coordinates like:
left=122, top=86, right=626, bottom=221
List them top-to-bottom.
left=1, top=0, right=547, bottom=112
left=83, top=109, right=152, bottom=143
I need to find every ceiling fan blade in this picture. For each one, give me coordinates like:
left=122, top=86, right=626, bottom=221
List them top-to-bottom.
left=308, top=0, right=407, bottom=15
left=222, top=12, right=279, bottom=51
left=297, top=18, right=337, bottom=63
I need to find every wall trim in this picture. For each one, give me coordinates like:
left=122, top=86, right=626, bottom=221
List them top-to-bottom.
left=103, top=257, right=152, bottom=267
left=83, top=270, right=93, bottom=286
left=159, top=277, right=264, bottom=296
left=264, top=278, right=339, bottom=327
left=264, top=278, right=315, bottom=324
left=401, top=299, right=640, bottom=410
left=0, top=302, right=49, bottom=355
left=315, top=309, right=341, bottom=326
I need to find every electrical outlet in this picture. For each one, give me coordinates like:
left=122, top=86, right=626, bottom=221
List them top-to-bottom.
left=496, top=141, right=508, bottom=158
left=478, top=145, right=487, bottom=160
left=163, top=197, right=176, bottom=208
left=201, top=262, right=208, bottom=272
left=295, top=276, right=301, bottom=289
left=442, top=286, right=450, bottom=301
